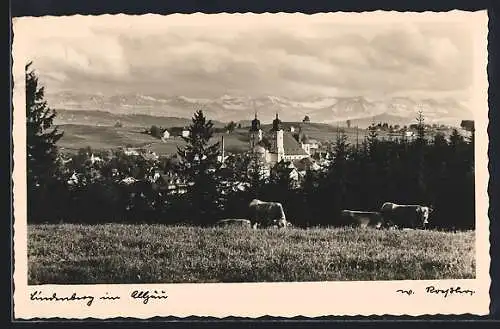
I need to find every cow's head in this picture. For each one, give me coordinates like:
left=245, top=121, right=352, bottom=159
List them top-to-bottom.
left=418, top=206, right=431, bottom=228
left=274, top=218, right=290, bottom=229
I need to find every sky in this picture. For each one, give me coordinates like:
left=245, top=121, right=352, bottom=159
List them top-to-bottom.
left=14, top=13, right=476, bottom=101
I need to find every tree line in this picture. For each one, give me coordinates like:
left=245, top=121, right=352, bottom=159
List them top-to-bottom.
left=26, top=63, right=475, bottom=230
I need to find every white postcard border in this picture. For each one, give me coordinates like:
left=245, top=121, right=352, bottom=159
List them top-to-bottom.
left=12, top=10, right=491, bottom=319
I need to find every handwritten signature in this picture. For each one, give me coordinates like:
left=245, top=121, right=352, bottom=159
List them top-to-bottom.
left=396, top=286, right=475, bottom=297
left=425, top=286, right=475, bottom=298
left=396, top=289, right=414, bottom=296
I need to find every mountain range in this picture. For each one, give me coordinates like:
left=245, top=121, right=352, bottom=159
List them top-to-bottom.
left=47, top=92, right=473, bottom=128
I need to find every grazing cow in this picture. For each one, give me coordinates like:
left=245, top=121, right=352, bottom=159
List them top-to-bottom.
left=248, top=199, right=288, bottom=229
left=380, top=202, right=433, bottom=229
left=339, top=210, right=385, bottom=229
left=215, top=218, right=252, bottom=228
left=274, top=218, right=292, bottom=229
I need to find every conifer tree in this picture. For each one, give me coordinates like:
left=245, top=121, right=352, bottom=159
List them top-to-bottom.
left=26, top=62, right=64, bottom=191
left=26, top=62, right=64, bottom=222
left=177, top=110, right=222, bottom=224
left=413, top=110, right=427, bottom=203
left=415, top=110, right=426, bottom=145
left=366, top=123, right=379, bottom=158
left=325, top=131, right=350, bottom=223
left=247, top=153, right=266, bottom=199
left=263, top=159, right=294, bottom=220
left=270, top=160, right=294, bottom=192
left=300, top=165, right=322, bottom=226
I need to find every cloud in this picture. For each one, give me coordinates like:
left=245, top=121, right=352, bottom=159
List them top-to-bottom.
left=14, top=14, right=474, bottom=100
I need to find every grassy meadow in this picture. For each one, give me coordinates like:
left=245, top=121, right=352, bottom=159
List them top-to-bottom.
left=56, top=122, right=384, bottom=156
left=57, top=124, right=254, bottom=155
left=28, top=224, right=475, bottom=285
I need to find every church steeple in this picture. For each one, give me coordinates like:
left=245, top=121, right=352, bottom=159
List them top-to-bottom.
left=250, top=101, right=261, bottom=132
left=249, top=107, right=263, bottom=150
left=250, top=110, right=261, bottom=132
left=271, top=112, right=283, bottom=132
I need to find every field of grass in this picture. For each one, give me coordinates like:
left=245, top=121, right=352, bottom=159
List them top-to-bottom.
left=56, top=122, right=379, bottom=156
left=56, top=124, right=252, bottom=155
left=28, top=224, right=475, bottom=285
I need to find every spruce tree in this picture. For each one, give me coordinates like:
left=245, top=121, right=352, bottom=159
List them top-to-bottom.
left=26, top=62, right=64, bottom=222
left=26, top=62, right=64, bottom=190
left=177, top=110, right=222, bottom=225
left=413, top=110, right=427, bottom=203
left=415, top=110, right=426, bottom=145
left=366, top=123, right=379, bottom=158
left=326, top=131, right=350, bottom=223
left=247, top=153, right=266, bottom=199
left=269, top=160, right=294, bottom=193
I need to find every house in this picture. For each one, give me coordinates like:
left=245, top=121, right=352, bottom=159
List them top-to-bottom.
left=181, top=128, right=190, bottom=138
left=161, top=130, right=170, bottom=141
left=299, top=135, right=320, bottom=156
left=123, top=148, right=140, bottom=156
left=141, top=151, right=159, bottom=161
left=90, top=154, right=103, bottom=165
left=292, top=157, right=321, bottom=172
left=288, top=162, right=300, bottom=184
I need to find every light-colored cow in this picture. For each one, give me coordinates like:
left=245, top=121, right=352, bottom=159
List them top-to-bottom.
left=248, top=199, right=289, bottom=229
left=380, top=202, right=433, bottom=229
left=339, top=210, right=385, bottom=229
left=215, top=218, right=252, bottom=229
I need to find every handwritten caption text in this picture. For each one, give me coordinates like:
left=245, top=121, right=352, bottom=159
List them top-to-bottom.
left=30, top=290, right=168, bottom=307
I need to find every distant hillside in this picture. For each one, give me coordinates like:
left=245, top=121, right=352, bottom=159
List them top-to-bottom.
left=47, top=92, right=473, bottom=126
left=53, top=109, right=227, bottom=128
left=332, top=113, right=418, bottom=129
left=56, top=124, right=251, bottom=155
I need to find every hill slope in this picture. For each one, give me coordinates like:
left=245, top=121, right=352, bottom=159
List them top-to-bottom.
left=53, top=109, right=226, bottom=128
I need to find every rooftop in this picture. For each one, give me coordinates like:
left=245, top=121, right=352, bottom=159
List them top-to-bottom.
left=283, top=132, right=309, bottom=156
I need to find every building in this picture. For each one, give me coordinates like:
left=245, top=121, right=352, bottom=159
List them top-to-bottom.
left=249, top=112, right=310, bottom=165
left=181, top=128, right=190, bottom=138
left=161, top=130, right=170, bottom=141
left=217, top=135, right=230, bottom=164
left=298, top=135, right=320, bottom=156
left=123, top=148, right=140, bottom=156
left=90, top=153, right=103, bottom=165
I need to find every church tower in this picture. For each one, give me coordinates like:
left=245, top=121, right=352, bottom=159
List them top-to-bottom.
left=249, top=110, right=262, bottom=150
left=271, top=113, right=284, bottom=162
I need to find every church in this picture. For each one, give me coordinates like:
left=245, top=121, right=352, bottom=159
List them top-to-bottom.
left=248, top=112, right=312, bottom=165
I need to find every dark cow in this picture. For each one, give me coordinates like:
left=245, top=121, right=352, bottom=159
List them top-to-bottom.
left=248, top=199, right=289, bottom=229
left=380, top=202, right=433, bottom=229
left=339, top=210, right=385, bottom=229
left=215, top=218, right=252, bottom=228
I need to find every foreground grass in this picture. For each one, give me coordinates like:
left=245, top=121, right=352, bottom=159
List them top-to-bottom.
left=28, top=224, right=475, bottom=284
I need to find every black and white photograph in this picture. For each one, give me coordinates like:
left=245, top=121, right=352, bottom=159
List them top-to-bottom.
left=12, top=11, right=490, bottom=318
